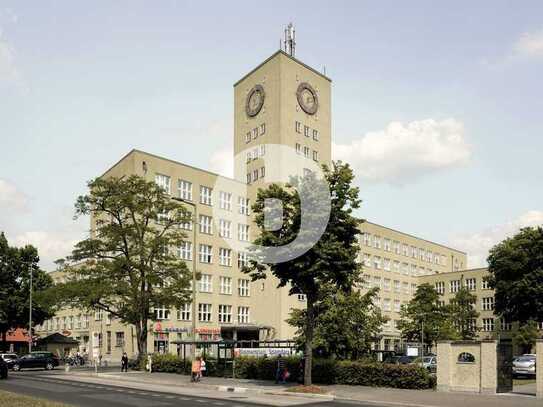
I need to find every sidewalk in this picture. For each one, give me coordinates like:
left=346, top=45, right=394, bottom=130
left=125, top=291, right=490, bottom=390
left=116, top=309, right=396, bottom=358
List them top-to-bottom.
left=50, top=370, right=539, bottom=407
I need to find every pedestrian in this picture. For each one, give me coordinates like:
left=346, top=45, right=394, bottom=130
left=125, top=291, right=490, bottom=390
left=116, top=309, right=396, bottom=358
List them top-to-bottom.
left=121, top=352, right=128, bottom=372
left=275, top=355, right=286, bottom=384
left=191, top=357, right=201, bottom=382
left=199, top=357, right=206, bottom=379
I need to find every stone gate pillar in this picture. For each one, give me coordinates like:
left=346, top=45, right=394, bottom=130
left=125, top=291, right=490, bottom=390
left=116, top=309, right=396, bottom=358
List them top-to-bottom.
left=537, top=339, right=543, bottom=400
left=480, top=340, right=497, bottom=394
left=437, top=341, right=452, bottom=392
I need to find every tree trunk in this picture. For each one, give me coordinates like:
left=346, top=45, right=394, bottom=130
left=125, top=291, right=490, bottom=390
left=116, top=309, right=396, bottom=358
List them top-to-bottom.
left=304, top=295, right=315, bottom=386
left=135, top=320, right=148, bottom=357
left=1, top=330, right=7, bottom=353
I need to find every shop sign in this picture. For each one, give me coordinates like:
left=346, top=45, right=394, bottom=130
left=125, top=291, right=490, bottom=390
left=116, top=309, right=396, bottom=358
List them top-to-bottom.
left=234, top=348, right=291, bottom=357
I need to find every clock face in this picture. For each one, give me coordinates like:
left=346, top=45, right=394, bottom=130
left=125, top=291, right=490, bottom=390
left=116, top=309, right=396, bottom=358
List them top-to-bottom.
left=296, top=82, right=318, bottom=115
left=245, top=85, right=265, bottom=117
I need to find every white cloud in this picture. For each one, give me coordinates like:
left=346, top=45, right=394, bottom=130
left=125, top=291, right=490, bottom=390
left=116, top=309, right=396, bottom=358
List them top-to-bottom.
left=0, top=27, right=21, bottom=85
left=514, top=28, right=543, bottom=57
left=333, top=119, right=471, bottom=185
left=208, top=147, right=234, bottom=178
left=0, top=178, right=28, bottom=211
left=449, top=210, right=543, bottom=268
left=14, top=230, right=83, bottom=271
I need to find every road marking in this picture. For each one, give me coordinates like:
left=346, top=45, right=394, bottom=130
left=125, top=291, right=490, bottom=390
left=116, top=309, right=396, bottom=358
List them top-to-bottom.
left=213, top=403, right=225, bottom=405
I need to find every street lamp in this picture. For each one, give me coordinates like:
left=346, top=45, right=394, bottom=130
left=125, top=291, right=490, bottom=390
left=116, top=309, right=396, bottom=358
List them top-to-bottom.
left=171, top=196, right=198, bottom=360
left=28, top=261, right=33, bottom=353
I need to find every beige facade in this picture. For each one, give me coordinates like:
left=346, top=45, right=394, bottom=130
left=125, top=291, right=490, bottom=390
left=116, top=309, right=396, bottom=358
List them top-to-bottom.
left=35, top=49, right=480, bottom=360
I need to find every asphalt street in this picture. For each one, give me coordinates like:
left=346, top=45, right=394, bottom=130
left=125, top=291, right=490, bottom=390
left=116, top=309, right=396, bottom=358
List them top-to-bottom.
left=0, top=371, right=369, bottom=407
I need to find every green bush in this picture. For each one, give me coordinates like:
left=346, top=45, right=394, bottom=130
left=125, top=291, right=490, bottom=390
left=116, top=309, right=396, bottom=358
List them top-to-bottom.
left=139, top=354, right=434, bottom=390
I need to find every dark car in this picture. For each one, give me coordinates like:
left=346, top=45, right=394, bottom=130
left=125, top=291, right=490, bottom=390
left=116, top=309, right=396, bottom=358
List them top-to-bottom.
left=12, top=351, right=60, bottom=371
left=0, top=353, right=18, bottom=369
left=396, top=355, right=418, bottom=365
left=0, top=358, right=8, bottom=379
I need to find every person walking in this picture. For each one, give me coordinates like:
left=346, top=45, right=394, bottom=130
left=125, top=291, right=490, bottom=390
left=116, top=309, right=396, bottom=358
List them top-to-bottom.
left=121, top=352, right=128, bottom=372
left=275, top=355, right=286, bottom=384
left=191, top=357, right=201, bottom=382
left=199, top=357, right=206, bottom=379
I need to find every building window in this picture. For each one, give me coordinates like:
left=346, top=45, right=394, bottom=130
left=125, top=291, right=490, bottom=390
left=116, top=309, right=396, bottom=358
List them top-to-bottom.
left=295, top=121, right=301, bottom=133
left=260, top=123, right=265, bottom=135
left=304, top=125, right=309, bottom=137
left=252, top=127, right=258, bottom=139
left=312, top=129, right=319, bottom=141
left=295, top=143, right=301, bottom=154
left=259, top=145, right=265, bottom=158
left=303, top=146, right=310, bottom=158
left=253, top=147, right=259, bottom=160
left=312, top=150, right=318, bottom=161
left=260, top=166, right=265, bottom=179
left=252, top=169, right=259, bottom=182
left=246, top=173, right=251, bottom=184
left=155, top=174, right=171, bottom=195
left=178, top=180, right=192, bottom=201
left=199, top=186, right=213, bottom=205
left=219, top=191, right=232, bottom=211
left=238, top=197, right=250, bottom=215
left=180, top=211, right=193, bottom=231
left=199, top=215, right=213, bottom=235
left=219, top=219, right=232, bottom=239
left=238, top=224, right=250, bottom=242
left=362, top=233, right=371, bottom=246
left=374, top=236, right=381, bottom=249
left=384, top=239, right=391, bottom=252
left=393, top=241, right=400, bottom=254
left=178, top=242, right=192, bottom=261
left=199, top=244, right=213, bottom=263
left=402, top=244, right=408, bottom=256
left=411, top=246, right=417, bottom=258
left=219, top=248, right=232, bottom=267
left=238, top=252, right=248, bottom=269
left=362, top=253, right=370, bottom=267
left=373, top=256, right=382, bottom=269
left=393, top=261, right=400, bottom=273
left=401, top=262, right=409, bottom=275
left=199, top=274, right=212, bottom=293
left=372, top=276, right=381, bottom=288
left=220, top=277, right=232, bottom=295
left=383, top=278, right=391, bottom=291
left=465, top=278, right=476, bottom=291
left=238, top=279, right=250, bottom=297
left=481, top=279, right=491, bottom=290
left=394, top=280, right=400, bottom=293
left=450, top=280, right=460, bottom=293
left=435, top=281, right=445, bottom=295
left=402, top=282, right=409, bottom=294
left=411, top=283, right=417, bottom=293
left=297, top=294, right=307, bottom=301
left=482, top=297, right=495, bottom=311
left=383, top=299, right=391, bottom=312
left=394, top=300, right=401, bottom=312
left=175, top=303, right=190, bottom=321
left=198, top=303, right=212, bottom=322
left=218, top=305, right=232, bottom=324
left=154, top=306, right=170, bottom=320
left=238, top=306, right=250, bottom=324
left=482, top=318, right=495, bottom=332
left=500, top=319, right=512, bottom=331
left=106, top=331, right=111, bottom=354
left=115, top=332, right=125, bottom=347
left=458, top=352, right=476, bottom=363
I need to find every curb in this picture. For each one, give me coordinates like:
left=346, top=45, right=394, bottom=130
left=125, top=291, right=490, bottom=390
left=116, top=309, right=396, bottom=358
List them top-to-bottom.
left=217, top=385, right=247, bottom=393
left=265, top=390, right=334, bottom=400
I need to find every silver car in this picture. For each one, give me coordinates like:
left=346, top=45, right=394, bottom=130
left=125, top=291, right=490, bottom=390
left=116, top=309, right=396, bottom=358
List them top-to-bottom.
left=512, top=354, right=536, bottom=377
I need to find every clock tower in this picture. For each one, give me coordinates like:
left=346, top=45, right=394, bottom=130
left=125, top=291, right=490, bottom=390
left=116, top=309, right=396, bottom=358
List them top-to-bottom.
left=233, top=48, right=332, bottom=188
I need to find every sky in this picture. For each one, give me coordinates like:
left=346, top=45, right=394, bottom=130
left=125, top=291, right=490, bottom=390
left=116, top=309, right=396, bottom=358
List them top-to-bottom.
left=1, top=1, right=543, bottom=270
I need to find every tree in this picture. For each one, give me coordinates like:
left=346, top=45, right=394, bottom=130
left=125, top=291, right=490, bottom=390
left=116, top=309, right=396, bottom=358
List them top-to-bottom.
left=244, top=162, right=361, bottom=385
left=54, top=176, right=193, bottom=356
left=487, top=226, right=543, bottom=324
left=0, top=232, right=54, bottom=351
left=398, top=283, right=457, bottom=347
left=287, top=286, right=387, bottom=360
left=448, top=287, right=479, bottom=340
left=512, top=321, right=540, bottom=354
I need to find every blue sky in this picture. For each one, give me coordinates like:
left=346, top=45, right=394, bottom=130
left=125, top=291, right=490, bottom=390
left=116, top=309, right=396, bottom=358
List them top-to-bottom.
left=1, top=1, right=542, bottom=269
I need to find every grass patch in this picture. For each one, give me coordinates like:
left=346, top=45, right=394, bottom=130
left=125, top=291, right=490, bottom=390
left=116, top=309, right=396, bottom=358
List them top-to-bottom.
left=513, top=378, right=536, bottom=386
left=285, top=385, right=329, bottom=394
left=0, top=390, right=72, bottom=407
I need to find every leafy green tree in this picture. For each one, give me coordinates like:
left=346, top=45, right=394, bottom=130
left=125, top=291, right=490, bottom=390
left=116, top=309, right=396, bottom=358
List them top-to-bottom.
left=244, top=162, right=361, bottom=385
left=54, top=176, right=193, bottom=356
left=487, top=226, right=543, bottom=323
left=0, top=232, right=54, bottom=351
left=398, top=283, right=457, bottom=347
left=287, top=286, right=387, bottom=360
left=448, top=287, right=479, bottom=340
left=512, top=321, right=540, bottom=354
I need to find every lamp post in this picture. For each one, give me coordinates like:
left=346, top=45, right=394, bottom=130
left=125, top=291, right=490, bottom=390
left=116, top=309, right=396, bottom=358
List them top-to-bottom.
left=172, top=197, right=198, bottom=360
left=28, top=262, right=33, bottom=353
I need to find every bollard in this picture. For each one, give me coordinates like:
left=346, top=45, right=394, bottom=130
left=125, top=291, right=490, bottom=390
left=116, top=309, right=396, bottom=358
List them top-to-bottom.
left=64, top=363, right=70, bottom=372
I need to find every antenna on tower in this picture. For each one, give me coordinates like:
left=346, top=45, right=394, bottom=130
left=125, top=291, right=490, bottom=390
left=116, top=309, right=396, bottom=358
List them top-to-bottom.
left=283, top=23, right=296, bottom=57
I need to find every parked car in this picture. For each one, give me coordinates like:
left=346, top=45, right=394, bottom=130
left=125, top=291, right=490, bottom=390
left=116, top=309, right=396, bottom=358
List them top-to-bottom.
left=12, top=351, right=60, bottom=371
left=0, top=353, right=18, bottom=369
left=512, top=354, right=536, bottom=377
left=394, top=355, right=418, bottom=365
left=421, top=356, right=437, bottom=373
left=0, top=358, right=8, bottom=379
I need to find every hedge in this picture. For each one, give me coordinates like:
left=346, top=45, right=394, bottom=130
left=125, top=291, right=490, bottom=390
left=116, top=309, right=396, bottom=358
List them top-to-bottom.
left=144, top=354, right=435, bottom=389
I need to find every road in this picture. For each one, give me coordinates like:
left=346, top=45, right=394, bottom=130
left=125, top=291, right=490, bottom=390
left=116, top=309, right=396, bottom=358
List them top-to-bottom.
left=0, top=370, right=370, bottom=407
